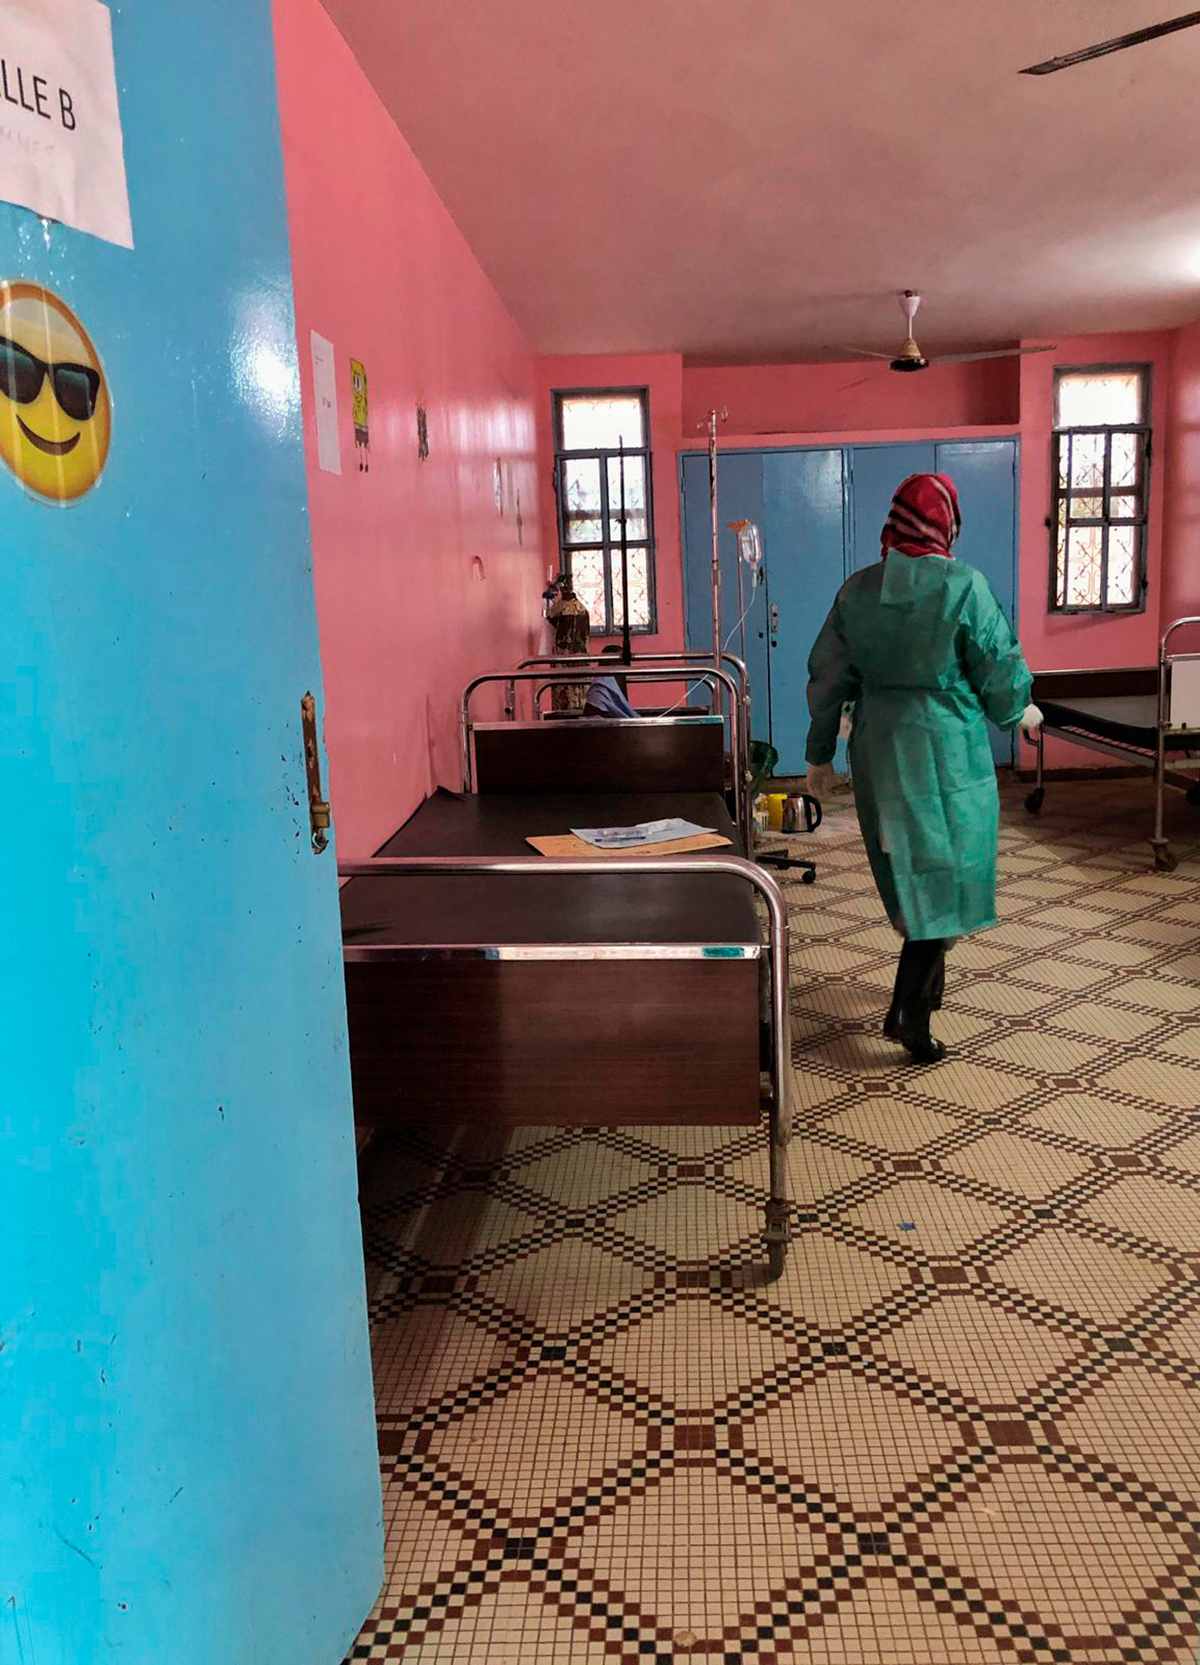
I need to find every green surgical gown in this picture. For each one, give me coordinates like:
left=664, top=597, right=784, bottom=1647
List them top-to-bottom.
left=806, top=556, right=1032, bottom=941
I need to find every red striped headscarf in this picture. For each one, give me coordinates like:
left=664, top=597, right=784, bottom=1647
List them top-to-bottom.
left=881, top=472, right=961, bottom=559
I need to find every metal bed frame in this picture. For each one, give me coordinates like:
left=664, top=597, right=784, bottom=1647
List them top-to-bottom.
left=1027, top=616, right=1200, bottom=872
left=512, top=648, right=750, bottom=700
left=512, top=649, right=752, bottom=818
left=462, top=665, right=749, bottom=844
left=339, top=852, right=794, bottom=1279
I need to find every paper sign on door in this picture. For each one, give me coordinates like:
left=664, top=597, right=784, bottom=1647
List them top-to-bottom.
left=0, top=0, right=133, bottom=248
left=310, top=331, right=341, bottom=475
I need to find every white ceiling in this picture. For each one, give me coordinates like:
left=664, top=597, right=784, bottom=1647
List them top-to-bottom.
left=320, top=0, right=1200, bottom=360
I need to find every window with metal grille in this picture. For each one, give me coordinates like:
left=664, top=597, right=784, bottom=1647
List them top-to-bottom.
left=1051, top=366, right=1150, bottom=612
left=553, top=388, right=656, bottom=634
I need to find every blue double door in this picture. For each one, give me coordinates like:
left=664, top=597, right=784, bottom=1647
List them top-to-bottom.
left=680, top=439, right=1019, bottom=774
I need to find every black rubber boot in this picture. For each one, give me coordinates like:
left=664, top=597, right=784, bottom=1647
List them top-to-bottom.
left=895, top=939, right=947, bottom=1065
left=884, top=941, right=947, bottom=1046
left=929, top=948, right=945, bottom=1013
left=882, top=950, right=907, bottom=1042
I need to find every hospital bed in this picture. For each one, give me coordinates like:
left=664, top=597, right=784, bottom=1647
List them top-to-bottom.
left=1026, top=616, right=1200, bottom=871
left=490, top=657, right=818, bottom=884
left=463, top=665, right=750, bottom=845
left=339, top=707, right=794, bottom=1277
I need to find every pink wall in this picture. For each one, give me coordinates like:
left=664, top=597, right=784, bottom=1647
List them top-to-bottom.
left=274, top=0, right=545, bottom=857
left=1164, top=316, right=1200, bottom=629
left=538, top=336, right=1184, bottom=688
left=532, top=353, right=1016, bottom=676
left=682, top=358, right=1020, bottom=436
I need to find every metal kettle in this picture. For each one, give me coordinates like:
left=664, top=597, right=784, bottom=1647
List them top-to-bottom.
left=781, top=793, right=822, bottom=835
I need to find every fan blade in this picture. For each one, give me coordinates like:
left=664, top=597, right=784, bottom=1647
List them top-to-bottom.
left=1020, top=9, right=1200, bottom=74
left=926, top=345, right=1058, bottom=365
left=835, top=346, right=896, bottom=361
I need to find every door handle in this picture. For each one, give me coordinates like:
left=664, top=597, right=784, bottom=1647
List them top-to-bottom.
left=769, top=602, right=779, bottom=647
left=301, top=692, right=331, bottom=855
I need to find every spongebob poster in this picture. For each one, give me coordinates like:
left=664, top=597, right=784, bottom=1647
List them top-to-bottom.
left=350, top=357, right=369, bottom=472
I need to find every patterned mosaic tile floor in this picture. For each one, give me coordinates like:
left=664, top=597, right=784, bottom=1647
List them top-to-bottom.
left=345, top=778, right=1200, bottom=1664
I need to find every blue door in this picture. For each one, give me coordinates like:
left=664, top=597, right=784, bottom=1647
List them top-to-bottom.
left=1, top=3, right=382, bottom=1661
left=936, top=440, right=1020, bottom=765
left=847, top=443, right=935, bottom=571
left=761, top=449, right=848, bottom=774
left=681, top=450, right=771, bottom=744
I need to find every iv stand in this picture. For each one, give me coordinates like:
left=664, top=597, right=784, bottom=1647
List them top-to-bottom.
left=705, top=408, right=728, bottom=720
left=707, top=408, right=723, bottom=673
left=703, top=415, right=816, bottom=882
left=617, top=437, right=632, bottom=667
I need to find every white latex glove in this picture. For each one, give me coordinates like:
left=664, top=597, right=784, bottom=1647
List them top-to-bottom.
left=1019, top=703, right=1044, bottom=740
left=807, top=762, right=838, bottom=802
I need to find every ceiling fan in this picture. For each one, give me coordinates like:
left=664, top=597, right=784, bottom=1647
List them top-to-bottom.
left=1020, top=9, right=1200, bottom=75
left=839, top=292, right=1055, bottom=374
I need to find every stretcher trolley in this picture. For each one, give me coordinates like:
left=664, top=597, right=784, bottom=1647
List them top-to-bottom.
left=1026, top=616, right=1200, bottom=871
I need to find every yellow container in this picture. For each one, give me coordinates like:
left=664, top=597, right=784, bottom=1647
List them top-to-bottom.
left=764, top=792, right=787, bottom=831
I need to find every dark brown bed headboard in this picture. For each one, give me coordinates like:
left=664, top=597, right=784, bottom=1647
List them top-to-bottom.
left=472, top=717, right=726, bottom=795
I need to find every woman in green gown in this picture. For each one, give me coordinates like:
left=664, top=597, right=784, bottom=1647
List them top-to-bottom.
left=805, top=472, right=1041, bottom=1064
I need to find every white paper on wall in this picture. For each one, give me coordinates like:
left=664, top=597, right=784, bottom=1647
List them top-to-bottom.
left=0, top=0, right=133, bottom=247
left=310, top=330, right=341, bottom=475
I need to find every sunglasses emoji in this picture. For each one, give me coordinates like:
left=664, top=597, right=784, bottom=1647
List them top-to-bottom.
left=0, top=282, right=110, bottom=503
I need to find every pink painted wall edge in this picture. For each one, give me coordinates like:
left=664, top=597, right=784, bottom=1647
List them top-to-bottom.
left=275, top=0, right=546, bottom=859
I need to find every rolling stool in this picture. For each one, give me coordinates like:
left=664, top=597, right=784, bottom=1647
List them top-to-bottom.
left=756, top=792, right=819, bottom=885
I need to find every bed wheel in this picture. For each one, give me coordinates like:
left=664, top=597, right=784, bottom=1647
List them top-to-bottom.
left=1187, top=784, right=1200, bottom=807
left=1025, top=788, right=1045, bottom=815
left=1153, top=843, right=1178, bottom=873
left=801, top=869, right=816, bottom=885
left=766, top=1239, right=787, bottom=1282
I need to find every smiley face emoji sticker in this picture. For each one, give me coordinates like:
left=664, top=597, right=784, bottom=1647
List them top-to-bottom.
left=0, top=282, right=111, bottom=503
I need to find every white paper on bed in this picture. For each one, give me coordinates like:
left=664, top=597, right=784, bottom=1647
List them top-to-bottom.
left=1169, top=658, right=1200, bottom=730
left=571, top=818, right=715, bottom=850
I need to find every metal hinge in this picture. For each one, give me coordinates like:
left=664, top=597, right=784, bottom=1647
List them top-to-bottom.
left=300, top=692, right=331, bottom=855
